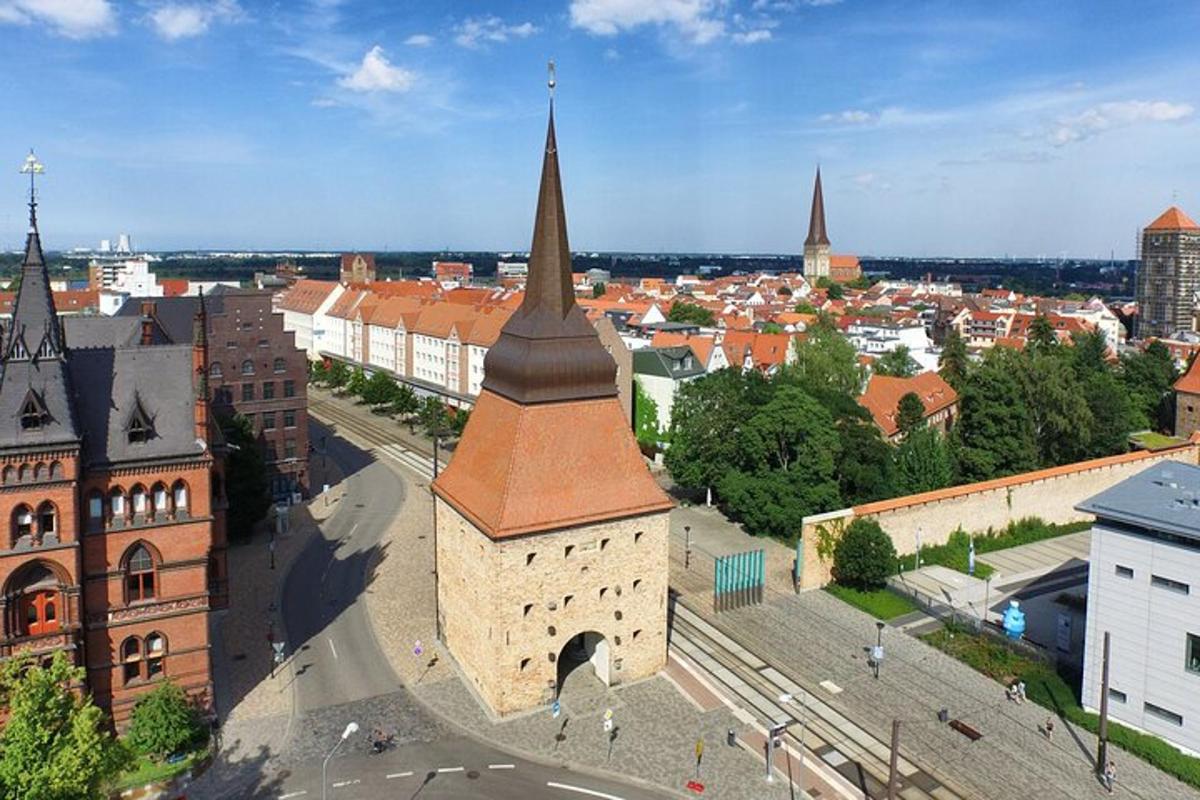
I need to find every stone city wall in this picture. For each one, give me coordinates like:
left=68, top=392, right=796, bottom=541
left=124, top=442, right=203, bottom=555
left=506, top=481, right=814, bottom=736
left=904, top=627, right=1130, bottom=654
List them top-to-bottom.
left=797, top=442, right=1200, bottom=589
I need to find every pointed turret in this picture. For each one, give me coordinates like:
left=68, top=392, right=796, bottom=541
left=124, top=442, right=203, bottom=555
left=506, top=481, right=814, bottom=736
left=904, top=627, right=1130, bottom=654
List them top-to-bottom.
left=480, top=93, right=618, bottom=404
left=805, top=167, right=830, bottom=247
left=6, top=196, right=64, bottom=361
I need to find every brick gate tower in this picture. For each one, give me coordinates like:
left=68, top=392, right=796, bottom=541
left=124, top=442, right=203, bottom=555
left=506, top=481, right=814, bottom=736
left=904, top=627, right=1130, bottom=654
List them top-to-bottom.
left=430, top=74, right=673, bottom=716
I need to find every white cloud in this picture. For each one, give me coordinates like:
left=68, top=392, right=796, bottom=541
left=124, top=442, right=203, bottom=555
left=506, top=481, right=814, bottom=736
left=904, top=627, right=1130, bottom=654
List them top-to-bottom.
left=0, top=0, right=116, bottom=38
left=148, top=0, right=243, bottom=41
left=569, top=0, right=725, bottom=45
left=752, top=0, right=841, bottom=9
left=454, top=15, right=538, bottom=49
left=731, top=29, right=771, bottom=45
left=404, top=33, right=433, bottom=46
left=337, top=46, right=417, bottom=93
left=1049, top=100, right=1194, bottom=146
left=819, top=109, right=874, bottom=125
left=851, top=171, right=891, bottom=190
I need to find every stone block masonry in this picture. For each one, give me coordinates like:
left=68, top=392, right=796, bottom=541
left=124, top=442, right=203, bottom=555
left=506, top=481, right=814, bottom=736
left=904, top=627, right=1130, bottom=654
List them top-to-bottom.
left=797, top=441, right=1200, bottom=589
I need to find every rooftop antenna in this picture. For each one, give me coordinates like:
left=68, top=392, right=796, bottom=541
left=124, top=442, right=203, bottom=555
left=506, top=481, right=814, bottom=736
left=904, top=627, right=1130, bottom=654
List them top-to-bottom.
left=547, top=59, right=556, bottom=102
left=19, top=149, right=44, bottom=229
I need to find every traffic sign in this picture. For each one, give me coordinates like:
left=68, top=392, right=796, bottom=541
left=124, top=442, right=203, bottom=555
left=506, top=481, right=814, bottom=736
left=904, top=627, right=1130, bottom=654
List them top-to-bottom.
left=551, top=699, right=561, bottom=719
left=603, top=718, right=614, bottom=733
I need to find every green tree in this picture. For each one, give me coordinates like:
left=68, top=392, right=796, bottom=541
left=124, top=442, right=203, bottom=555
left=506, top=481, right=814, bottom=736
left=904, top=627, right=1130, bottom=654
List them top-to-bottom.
left=816, top=276, right=845, bottom=300
left=591, top=282, right=606, bottom=298
left=667, top=301, right=716, bottom=326
left=793, top=301, right=818, bottom=315
left=1027, top=315, right=1057, bottom=353
left=761, top=322, right=784, bottom=334
left=789, top=323, right=864, bottom=396
left=938, top=329, right=969, bottom=390
left=1068, top=330, right=1109, bottom=378
left=1121, top=340, right=1178, bottom=431
left=874, top=346, right=918, bottom=378
left=1021, top=351, right=1093, bottom=466
left=951, top=353, right=1038, bottom=482
left=309, top=360, right=329, bottom=385
left=326, top=360, right=350, bottom=389
left=345, top=367, right=367, bottom=398
left=665, top=368, right=770, bottom=494
left=1084, top=370, right=1140, bottom=457
left=361, top=371, right=399, bottom=407
left=633, top=379, right=662, bottom=446
left=388, top=383, right=419, bottom=417
left=896, top=391, right=926, bottom=436
left=417, top=397, right=452, bottom=437
left=449, top=407, right=470, bottom=437
left=220, top=413, right=271, bottom=539
left=836, top=419, right=897, bottom=504
left=895, top=426, right=953, bottom=495
left=716, top=467, right=840, bottom=541
left=832, top=518, right=897, bottom=589
left=0, top=653, right=129, bottom=800
left=125, top=681, right=204, bottom=760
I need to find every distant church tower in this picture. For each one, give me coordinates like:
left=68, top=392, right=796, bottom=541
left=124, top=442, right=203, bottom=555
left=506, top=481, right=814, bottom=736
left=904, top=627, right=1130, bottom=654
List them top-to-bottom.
left=430, top=73, right=674, bottom=716
left=803, top=167, right=831, bottom=280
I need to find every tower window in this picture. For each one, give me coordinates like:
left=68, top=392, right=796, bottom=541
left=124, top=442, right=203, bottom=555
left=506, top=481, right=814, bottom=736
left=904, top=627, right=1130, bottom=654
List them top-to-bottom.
left=19, top=392, right=47, bottom=430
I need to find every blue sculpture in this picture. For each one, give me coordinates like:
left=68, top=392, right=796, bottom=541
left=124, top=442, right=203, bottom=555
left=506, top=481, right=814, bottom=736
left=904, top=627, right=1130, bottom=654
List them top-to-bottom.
left=1002, top=599, right=1026, bottom=640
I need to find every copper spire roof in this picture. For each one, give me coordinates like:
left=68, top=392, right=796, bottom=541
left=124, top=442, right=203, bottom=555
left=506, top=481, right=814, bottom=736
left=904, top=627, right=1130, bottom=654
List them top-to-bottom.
left=480, top=100, right=618, bottom=405
left=805, top=167, right=830, bottom=247
left=1146, top=205, right=1200, bottom=231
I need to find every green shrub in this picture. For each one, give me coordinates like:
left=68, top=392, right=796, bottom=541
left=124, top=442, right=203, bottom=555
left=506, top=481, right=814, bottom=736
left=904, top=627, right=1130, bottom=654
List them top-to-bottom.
left=898, top=517, right=1088, bottom=576
left=832, top=518, right=897, bottom=589
left=124, top=682, right=205, bottom=760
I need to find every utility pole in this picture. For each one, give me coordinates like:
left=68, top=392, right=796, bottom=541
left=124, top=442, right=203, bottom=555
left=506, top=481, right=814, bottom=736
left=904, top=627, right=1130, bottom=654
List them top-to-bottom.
left=684, top=525, right=692, bottom=570
left=1097, top=631, right=1111, bottom=774
left=887, top=719, right=901, bottom=800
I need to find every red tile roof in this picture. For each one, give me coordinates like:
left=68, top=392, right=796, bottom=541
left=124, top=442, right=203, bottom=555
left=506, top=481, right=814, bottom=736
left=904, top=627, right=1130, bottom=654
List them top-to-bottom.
left=1146, top=206, right=1200, bottom=231
left=160, top=278, right=189, bottom=297
left=277, top=279, right=340, bottom=314
left=651, top=331, right=716, bottom=365
left=1176, top=353, right=1200, bottom=394
left=857, top=372, right=958, bottom=438
left=432, top=391, right=672, bottom=538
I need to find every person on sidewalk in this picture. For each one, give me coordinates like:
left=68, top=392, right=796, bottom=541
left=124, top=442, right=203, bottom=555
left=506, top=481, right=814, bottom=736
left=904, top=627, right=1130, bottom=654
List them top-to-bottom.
left=1015, top=681, right=1027, bottom=703
left=1042, top=716, right=1055, bottom=741
left=1103, top=760, right=1116, bottom=794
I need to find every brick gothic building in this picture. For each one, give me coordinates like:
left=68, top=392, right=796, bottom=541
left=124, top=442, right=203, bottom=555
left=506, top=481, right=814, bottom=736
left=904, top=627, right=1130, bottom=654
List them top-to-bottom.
left=431, top=95, right=673, bottom=716
left=0, top=196, right=225, bottom=725
left=117, top=287, right=309, bottom=499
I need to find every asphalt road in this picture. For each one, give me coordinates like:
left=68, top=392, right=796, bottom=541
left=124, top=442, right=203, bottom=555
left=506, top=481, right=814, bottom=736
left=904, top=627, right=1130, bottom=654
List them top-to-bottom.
left=272, top=423, right=672, bottom=800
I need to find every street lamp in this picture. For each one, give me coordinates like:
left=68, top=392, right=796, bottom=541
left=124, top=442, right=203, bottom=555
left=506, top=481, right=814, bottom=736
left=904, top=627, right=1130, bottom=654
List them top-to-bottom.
left=873, top=621, right=885, bottom=680
left=780, top=692, right=808, bottom=795
left=322, top=721, right=359, bottom=800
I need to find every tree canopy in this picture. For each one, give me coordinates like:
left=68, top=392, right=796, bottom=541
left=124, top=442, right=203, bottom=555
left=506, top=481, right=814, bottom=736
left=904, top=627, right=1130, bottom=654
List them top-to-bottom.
left=667, top=301, right=715, bottom=326
left=874, top=345, right=918, bottom=378
left=896, top=392, right=926, bottom=436
left=220, top=413, right=271, bottom=538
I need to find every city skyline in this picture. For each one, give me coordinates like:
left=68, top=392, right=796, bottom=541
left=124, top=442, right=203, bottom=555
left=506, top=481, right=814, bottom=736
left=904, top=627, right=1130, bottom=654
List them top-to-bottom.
left=2, top=0, right=1199, bottom=258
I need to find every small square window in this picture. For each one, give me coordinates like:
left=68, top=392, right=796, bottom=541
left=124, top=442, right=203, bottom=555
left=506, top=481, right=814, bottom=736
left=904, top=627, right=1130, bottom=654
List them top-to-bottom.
left=284, top=380, right=296, bottom=398
left=263, top=381, right=275, bottom=400
left=241, top=383, right=254, bottom=402
left=284, top=410, right=296, bottom=428
left=634, top=531, right=643, bottom=544
left=600, top=538, right=610, bottom=551
left=564, top=545, right=574, bottom=558
left=526, top=552, right=536, bottom=566
left=1115, top=565, right=1133, bottom=579
left=1151, top=574, right=1190, bottom=595
left=633, top=579, right=643, bottom=591
left=599, top=587, right=608, bottom=599
left=563, top=594, right=573, bottom=608
left=523, top=603, right=533, bottom=617
left=632, top=629, right=642, bottom=641
left=1187, top=633, right=1200, bottom=675
left=520, top=657, right=530, bottom=671
left=1108, top=688, right=1127, bottom=703
left=1145, top=701, right=1183, bottom=726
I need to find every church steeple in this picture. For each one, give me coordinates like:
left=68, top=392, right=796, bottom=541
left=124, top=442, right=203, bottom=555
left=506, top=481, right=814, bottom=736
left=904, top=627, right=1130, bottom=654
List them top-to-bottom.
left=480, top=65, right=618, bottom=405
left=7, top=151, right=63, bottom=362
left=805, top=166, right=830, bottom=247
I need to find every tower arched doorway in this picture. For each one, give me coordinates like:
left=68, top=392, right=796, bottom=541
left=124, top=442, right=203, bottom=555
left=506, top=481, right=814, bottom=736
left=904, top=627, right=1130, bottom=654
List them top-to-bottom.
left=555, top=631, right=610, bottom=698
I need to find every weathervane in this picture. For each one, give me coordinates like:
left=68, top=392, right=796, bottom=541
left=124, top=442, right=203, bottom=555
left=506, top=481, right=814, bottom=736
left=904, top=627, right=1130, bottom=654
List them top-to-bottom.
left=548, top=59, right=556, bottom=100
left=19, top=149, right=44, bottom=223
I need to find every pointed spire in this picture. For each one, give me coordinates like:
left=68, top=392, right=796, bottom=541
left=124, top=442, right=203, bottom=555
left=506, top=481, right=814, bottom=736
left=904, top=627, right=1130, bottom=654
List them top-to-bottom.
left=480, top=65, right=618, bottom=405
left=7, top=151, right=61, bottom=361
left=805, top=167, right=830, bottom=247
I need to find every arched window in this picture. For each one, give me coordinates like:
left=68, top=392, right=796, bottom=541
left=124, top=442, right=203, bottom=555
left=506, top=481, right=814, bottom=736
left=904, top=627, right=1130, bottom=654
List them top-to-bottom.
left=273, top=357, right=286, bottom=373
left=241, top=359, right=255, bottom=376
left=210, top=362, right=223, bottom=378
left=49, top=461, right=62, bottom=479
left=33, top=462, right=45, bottom=481
left=17, top=464, right=29, bottom=482
left=1, top=466, right=13, bottom=484
left=173, top=480, right=189, bottom=515
left=152, top=483, right=169, bottom=518
left=131, top=485, right=148, bottom=517
left=109, top=487, right=126, bottom=520
left=87, top=490, right=103, bottom=528
left=36, top=502, right=55, bottom=543
left=12, top=504, right=33, bottom=545
left=125, top=545, right=156, bottom=602
left=8, top=563, right=62, bottom=637
left=145, top=632, right=166, bottom=678
left=121, top=637, right=142, bottom=684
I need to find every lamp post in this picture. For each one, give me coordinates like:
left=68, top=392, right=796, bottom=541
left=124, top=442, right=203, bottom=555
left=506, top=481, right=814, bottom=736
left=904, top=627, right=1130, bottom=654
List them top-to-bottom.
left=684, top=525, right=692, bottom=570
left=873, top=621, right=885, bottom=680
left=779, top=692, right=808, bottom=795
left=322, top=721, right=359, bottom=800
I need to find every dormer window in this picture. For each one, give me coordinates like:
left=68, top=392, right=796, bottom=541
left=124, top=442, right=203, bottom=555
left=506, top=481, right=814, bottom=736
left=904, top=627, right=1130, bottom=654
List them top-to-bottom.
left=10, top=336, right=28, bottom=360
left=36, top=336, right=54, bottom=359
left=19, top=390, right=48, bottom=431
left=126, top=397, right=155, bottom=445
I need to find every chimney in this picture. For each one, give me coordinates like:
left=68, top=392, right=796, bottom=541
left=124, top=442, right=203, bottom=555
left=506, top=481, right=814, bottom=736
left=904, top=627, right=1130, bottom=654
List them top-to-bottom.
left=140, top=301, right=156, bottom=346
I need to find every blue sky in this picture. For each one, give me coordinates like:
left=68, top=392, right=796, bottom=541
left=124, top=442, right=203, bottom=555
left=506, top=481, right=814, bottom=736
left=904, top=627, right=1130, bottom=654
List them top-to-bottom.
left=2, top=0, right=1199, bottom=257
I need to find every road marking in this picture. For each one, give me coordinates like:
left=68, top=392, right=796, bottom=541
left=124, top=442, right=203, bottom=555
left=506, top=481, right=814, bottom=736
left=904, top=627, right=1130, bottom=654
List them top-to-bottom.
left=328, top=638, right=338, bottom=659
left=488, top=763, right=515, bottom=770
left=437, top=766, right=465, bottom=773
left=386, top=771, right=414, bottom=779
left=330, top=779, right=361, bottom=787
left=546, top=782, right=625, bottom=800
left=279, top=792, right=307, bottom=799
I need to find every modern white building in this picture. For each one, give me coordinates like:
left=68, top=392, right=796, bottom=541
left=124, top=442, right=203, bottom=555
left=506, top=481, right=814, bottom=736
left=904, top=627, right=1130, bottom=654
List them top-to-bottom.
left=845, top=318, right=937, bottom=372
left=1077, top=461, right=1200, bottom=756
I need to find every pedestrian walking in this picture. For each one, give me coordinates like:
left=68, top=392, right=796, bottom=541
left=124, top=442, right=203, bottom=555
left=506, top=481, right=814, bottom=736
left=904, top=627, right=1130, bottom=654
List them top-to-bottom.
left=1016, top=681, right=1027, bottom=703
left=1006, top=683, right=1019, bottom=703
left=1043, top=716, right=1055, bottom=741
left=1103, top=760, right=1116, bottom=794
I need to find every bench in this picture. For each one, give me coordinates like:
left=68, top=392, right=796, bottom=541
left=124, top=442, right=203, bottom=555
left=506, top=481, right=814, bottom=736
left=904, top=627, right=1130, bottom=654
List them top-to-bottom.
left=949, top=719, right=983, bottom=741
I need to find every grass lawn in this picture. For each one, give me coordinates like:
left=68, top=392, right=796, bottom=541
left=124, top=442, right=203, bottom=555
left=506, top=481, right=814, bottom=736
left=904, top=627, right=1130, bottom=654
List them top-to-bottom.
left=1129, top=430, right=1185, bottom=451
left=897, top=517, right=1089, bottom=579
left=824, top=583, right=919, bottom=620
left=923, top=623, right=1200, bottom=790
left=108, top=745, right=208, bottom=793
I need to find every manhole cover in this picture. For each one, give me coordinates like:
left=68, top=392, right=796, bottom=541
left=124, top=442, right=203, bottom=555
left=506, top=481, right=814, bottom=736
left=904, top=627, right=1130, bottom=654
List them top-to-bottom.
left=466, top=770, right=480, bottom=780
